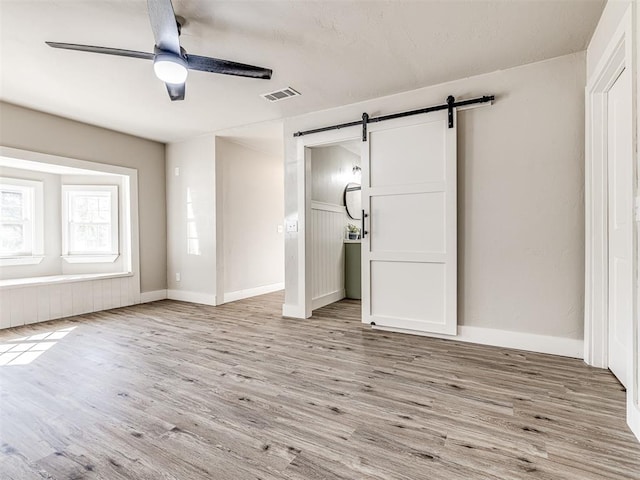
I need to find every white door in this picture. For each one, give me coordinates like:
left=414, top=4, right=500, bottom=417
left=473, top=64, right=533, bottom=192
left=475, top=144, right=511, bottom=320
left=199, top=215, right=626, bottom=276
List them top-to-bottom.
left=607, top=67, right=632, bottom=388
left=361, top=110, right=457, bottom=334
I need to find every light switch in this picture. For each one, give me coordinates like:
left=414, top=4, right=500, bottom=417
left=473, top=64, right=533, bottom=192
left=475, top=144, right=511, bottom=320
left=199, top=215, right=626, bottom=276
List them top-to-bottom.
left=174, top=167, right=180, bottom=176
left=277, top=225, right=283, bottom=233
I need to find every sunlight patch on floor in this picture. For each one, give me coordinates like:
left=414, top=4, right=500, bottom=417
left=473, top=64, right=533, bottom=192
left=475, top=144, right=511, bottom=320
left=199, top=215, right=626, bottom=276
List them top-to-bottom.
left=0, top=326, right=76, bottom=366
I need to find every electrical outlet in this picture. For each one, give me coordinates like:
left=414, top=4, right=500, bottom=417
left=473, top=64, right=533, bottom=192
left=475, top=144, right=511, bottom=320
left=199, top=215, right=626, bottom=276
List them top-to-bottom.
left=286, top=221, right=298, bottom=233
left=176, top=272, right=181, bottom=282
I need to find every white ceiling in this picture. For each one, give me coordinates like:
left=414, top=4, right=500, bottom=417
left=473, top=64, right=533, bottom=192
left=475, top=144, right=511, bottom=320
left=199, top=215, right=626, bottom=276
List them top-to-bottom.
left=0, top=0, right=605, bottom=144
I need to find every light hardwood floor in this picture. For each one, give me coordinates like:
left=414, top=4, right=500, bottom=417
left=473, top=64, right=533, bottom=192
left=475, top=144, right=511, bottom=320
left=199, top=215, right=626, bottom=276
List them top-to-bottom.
left=0, top=292, right=638, bottom=480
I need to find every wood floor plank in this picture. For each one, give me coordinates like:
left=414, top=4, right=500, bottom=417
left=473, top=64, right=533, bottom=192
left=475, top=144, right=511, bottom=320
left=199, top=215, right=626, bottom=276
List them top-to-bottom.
left=0, top=292, right=638, bottom=479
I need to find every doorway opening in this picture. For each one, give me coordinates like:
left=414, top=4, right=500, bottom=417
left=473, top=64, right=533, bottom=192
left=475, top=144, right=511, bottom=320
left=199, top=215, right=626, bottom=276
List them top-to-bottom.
left=584, top=4, right=638, bottom=440
left=308, top=140, right=362, bottom=315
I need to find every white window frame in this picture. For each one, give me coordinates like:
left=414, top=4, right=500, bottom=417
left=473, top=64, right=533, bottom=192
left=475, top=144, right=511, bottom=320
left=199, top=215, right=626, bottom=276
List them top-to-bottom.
left=0, top=177, right=44, bottom=266
left=61, top=185, right=119, bottom=263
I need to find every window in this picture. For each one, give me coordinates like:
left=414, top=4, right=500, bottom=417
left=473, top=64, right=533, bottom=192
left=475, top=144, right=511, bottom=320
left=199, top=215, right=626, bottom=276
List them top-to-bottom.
left=0, top=178, right=44, bottom=263
left=62, top=185, right=119, bottom=263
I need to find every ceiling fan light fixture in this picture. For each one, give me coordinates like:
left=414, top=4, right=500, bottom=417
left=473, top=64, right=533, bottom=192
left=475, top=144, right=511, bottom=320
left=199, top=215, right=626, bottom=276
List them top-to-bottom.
left=153, top=53, right=188, bottom=84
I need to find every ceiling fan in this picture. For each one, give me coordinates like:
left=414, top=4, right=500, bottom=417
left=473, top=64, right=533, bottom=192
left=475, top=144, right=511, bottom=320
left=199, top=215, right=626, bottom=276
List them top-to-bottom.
left=45, top=0, right=273, bottom=101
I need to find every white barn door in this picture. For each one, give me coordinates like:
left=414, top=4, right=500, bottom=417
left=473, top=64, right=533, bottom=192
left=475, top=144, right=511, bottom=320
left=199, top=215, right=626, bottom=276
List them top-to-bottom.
left=361, top=110, right=457, bottom=335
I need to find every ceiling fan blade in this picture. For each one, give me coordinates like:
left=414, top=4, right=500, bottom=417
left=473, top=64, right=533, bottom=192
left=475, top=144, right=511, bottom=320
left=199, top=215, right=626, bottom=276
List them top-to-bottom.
left=147, top=0, right=181, bottom=54
left=46, top=42, right=154, bottom=60
left=186, top=54, right=272, bottom=79
left=165, top=82, right=185, bottom=101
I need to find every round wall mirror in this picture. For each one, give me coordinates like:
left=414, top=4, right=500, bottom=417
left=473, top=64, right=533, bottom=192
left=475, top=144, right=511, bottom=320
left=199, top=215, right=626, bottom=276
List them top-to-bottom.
left=344, top=182, right=361, bottom=220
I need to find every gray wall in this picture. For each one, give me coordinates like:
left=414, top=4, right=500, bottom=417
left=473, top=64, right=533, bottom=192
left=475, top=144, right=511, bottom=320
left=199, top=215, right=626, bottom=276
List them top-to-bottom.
left=284, top=52, right=586, bottom=339
left=0, top=102, right=167, bottom=293
left=165, top=134, right=284, bottom=302
left=217, top=138, right=284, bottom=296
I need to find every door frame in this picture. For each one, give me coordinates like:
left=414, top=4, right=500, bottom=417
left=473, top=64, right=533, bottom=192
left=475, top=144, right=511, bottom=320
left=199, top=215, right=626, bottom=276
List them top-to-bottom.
left=584, top=3, right=639, bottom=439
left=294, top=127, right=361, bottom=318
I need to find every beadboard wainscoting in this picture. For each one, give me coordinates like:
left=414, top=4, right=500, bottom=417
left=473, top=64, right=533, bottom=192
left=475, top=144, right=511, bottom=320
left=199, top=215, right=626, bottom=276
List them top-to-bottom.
left=311, top=201, right=348, bottom=310
left=0, top=273, right=139, bottom=329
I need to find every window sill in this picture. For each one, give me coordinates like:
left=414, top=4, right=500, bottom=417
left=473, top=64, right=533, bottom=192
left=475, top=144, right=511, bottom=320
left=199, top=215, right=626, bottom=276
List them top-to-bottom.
left=61, top=254, right=119, bottom=264
left=0, top=256, right=45, bottom=267
left=0, top=272, right=133, bottom=290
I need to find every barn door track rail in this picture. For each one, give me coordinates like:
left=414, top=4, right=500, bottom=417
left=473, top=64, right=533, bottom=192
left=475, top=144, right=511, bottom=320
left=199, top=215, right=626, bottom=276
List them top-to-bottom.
left=293, top=94, right=495, bottom=141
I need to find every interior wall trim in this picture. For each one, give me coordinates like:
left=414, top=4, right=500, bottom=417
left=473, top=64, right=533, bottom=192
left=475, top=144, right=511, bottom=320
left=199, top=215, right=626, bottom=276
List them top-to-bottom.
left=223, top=282, right=284, bottom=304
left=140, top=289, right=168, bottom=303
left=166, top=289, right=217, bottom=306
left=312, top=289, right=346, bottom=311
left=282, top=303, right=306, bottom=319
left=373, top=324, right=584, bottom=359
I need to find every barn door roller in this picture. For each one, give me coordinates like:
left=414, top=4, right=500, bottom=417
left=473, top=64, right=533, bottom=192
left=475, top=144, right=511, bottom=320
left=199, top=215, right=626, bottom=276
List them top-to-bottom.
left=292, top=94, right=495, bottom=141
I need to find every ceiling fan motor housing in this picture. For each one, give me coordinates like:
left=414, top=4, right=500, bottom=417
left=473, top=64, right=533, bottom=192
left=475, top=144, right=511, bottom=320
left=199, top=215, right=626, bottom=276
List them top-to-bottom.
left=153, top=48, right=188, bottom=84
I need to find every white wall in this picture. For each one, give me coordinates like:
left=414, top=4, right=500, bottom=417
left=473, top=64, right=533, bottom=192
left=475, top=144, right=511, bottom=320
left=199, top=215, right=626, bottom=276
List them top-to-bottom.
left=587, top=0, right=633, bottom=79
left=284, top=52, right=586, bottom=341
left=0, top=102, right=166, bottom=293
left=166, top=134, right=217, bottom=304
left=166, top=134, right=285, bottom=305
left=216, top=138, right=284, bottom=301
left=311, top=145, right=361, bottom=205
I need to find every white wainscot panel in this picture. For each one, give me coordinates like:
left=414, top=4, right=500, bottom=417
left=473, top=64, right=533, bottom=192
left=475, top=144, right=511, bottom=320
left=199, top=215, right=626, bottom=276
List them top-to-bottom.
left=311, top=203, right=347, bottom=309
left=0, top=275, right=138, bottom=329
left=92, top=281, right=103, bottom=312
left=49, top=284, right=62, bottom=320
left=36, top=286, right=50, bottom=323
left=21, top=287, right=38, bottom=325
left=9, top=288, right=26, bottom=327
left=0, top=291, right=10, bottom=329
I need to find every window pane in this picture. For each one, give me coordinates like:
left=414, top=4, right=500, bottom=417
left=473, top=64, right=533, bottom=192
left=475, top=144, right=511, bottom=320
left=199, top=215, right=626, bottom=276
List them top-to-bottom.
left=1, top=190, right=24, bottom=223
left=1, top=191, right=22, bottom=207
left=71, top=194, right=111, bottom=223
left=71, top=196, right=89, bottom=222
left=1, top=206, right=23, bottom=222
left=0, top=224, right=24, bottom=253
left=70, top=224, right=111, bottom=252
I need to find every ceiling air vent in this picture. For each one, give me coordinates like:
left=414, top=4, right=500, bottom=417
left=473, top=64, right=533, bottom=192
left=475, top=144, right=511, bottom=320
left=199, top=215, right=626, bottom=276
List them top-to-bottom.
left=261, top=87, right=301, bottom=102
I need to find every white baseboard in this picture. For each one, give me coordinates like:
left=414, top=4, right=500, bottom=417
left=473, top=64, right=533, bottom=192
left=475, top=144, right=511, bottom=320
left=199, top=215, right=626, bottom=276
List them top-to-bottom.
left=223, top=282, right=284, bottom=304
left=140, top=289, right=167, bottom=303
left=167, top=289, right=217, bottom=306
left=312, top=289, right=345, bottom=310
left=282, top=303, right=306, bottom=319
left=373, top=324, right=584, bottom=359
left=628, top=397, right=640, bottom=443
